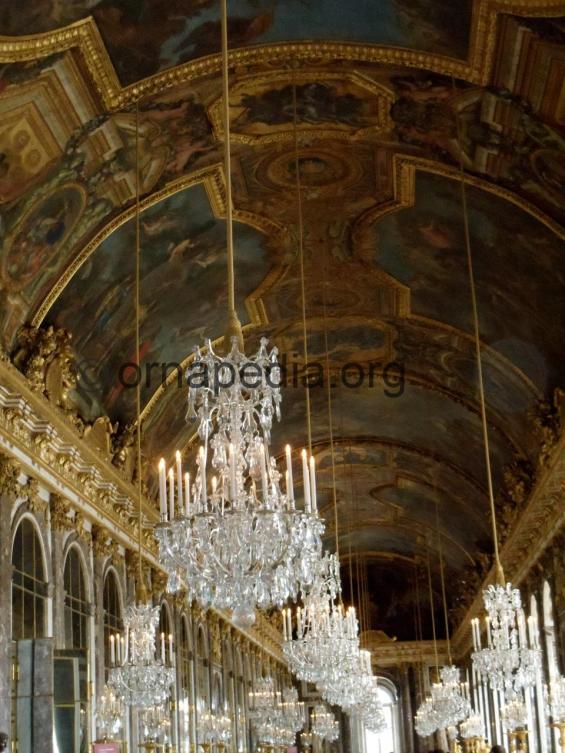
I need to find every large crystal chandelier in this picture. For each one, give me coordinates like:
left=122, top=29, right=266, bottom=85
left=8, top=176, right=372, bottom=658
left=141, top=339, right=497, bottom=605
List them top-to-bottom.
left=153, top=0, right=324, bottom=629
left=155, top=341, right=324, bottom=626
left=471, top=585, right=540, bottom=698
left=108, top=600, right=175, bottom=708
left=429, top=666, right=471, bottom=728
left=249, top=678, right=305, bottom=749
left=96, top=684, right=124, bottom=740
left=138, top=703, right=171, bottom=748
left=311, top=704, right=340, bottom=742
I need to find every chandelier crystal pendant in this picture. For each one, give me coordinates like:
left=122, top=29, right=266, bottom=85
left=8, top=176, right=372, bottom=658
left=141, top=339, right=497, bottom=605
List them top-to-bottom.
left=155, top=340, right=325, bottom=627
left=471, top=585, right=541, bottom=699
left=108, top=600, right=176, bottom=708
left=311, top=704, right=340, bottom=742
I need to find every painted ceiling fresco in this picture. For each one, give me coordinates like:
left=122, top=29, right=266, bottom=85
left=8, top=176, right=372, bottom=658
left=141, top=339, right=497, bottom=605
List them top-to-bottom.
left=0, top=0, right=472, bottom=84
left=1, top=0, right=564, bottom=639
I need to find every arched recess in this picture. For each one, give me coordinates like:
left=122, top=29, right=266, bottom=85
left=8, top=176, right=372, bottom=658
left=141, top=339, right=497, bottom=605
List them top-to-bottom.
left=11, top=515, right=48, bottom=640
left=63, top=543, right=91, bottom=650
left=102, top=567, right=123, bottom=676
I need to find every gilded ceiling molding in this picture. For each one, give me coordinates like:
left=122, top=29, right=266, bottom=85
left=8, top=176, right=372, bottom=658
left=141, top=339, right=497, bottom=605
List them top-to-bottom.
left=1, top=1, right=564, bottom=109
left=353, top=154, right=565, bottom=242
left=31, top=164, right=287, bottom=328
left=451, top=425, right=565, bottom=658
left=369, top=639, right=449, bottom=668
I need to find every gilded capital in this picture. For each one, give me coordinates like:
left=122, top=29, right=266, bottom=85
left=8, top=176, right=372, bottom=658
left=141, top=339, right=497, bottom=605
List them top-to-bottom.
left=0, top=454, right=21, bottom=498
left=49, top=493, right=74, bottom=531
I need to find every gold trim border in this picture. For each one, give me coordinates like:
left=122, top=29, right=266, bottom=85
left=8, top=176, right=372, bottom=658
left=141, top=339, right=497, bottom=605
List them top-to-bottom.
left=1, top=1, right=564, bottom=109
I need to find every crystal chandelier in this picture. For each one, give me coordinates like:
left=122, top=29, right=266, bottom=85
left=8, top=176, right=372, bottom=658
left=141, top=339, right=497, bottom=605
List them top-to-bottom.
left=155, top=339, right=324, bottom=627
left=282, top=560, right=358, bottom=684
left=471, top=584, right=541, bottom=699
left=108, top=600, right=175, bottom=708
left=429, top=666, right=471, bottom=728
left=550, top=676, right=565, bottom=722
left=249, top=678, right=305, bottom=749
left=96, top=684, right=124, bottom=740
left=501, top=696, right=528, bottom=732
left=415, top=697, right=438, bottom=738
left=139, top=703, right=171, bottom=748
left=311, top=704, right=340, bottom=742
left=199, top=709, right=232, bottom=751
left=460, top=714, right=485, bottom=740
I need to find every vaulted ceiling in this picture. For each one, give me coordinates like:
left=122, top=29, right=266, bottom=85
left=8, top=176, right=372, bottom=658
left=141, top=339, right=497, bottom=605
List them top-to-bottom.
left=1, top=0, right=564, bottom=640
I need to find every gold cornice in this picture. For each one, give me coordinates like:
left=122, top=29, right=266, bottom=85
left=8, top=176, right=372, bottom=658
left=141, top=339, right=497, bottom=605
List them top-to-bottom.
left=1, top=1, right=564, bottom=109
left=31, top=165, right=287, bottom=329
left=368, top=639, right=449, bottom=667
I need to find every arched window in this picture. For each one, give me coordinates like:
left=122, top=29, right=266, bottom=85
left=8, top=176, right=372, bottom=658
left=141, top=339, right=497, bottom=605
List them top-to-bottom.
left=12, top=518, right=47, bottom=639
left=63, top=547, right=90, bottom=649
left=103, top=570, right=122, bottom=675
left=178, top=615, right=192, bottom=750
left=364, top=680, right=401, bottom=753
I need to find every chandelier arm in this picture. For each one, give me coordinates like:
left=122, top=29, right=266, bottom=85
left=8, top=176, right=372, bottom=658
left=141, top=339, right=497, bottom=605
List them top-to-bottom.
left=451, top=75, right=502, bottom=580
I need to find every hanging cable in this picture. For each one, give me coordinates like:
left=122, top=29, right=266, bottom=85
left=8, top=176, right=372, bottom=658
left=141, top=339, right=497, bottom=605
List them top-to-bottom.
left=221, top=0, right=242, bottom=349
left=451, top=75, right=502, bottom=583
left=292, top=77, right=312, bottom=455
left=134, top=99, right=145, bottom=599
left=321, top=243, right=341, bottom=567
left=434, top=495, right=453, bottom=665
left=426, top=545, right=439, bottom=675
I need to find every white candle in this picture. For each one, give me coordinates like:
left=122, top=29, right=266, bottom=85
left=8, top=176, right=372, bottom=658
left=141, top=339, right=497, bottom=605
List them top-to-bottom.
left=229, top=443, right=237, bottom=502
left=260, top=443, right=269, bottom=504
left=285, top=445, right=294, bottom=506
left=199, top=447, right=207, bottom=508
left=301, top=449, right=311, bottom=513
left=176, top=450, right=184, bottom=514
left=309, top=455, right=317, bottom=514
left=158, top=458, right=167, bottom=519
left=168, top=468, right=175, bottom=521
left=184, top=472, right=191, bottom=516
left=212, top=476, right=217, bottom=495
left=287, top=609, right=292, bottom=639
left=518, top=609, right=527, bottom=647
left=282, top=610, right=288, bottom=641
left=485, top=616, right=492, bottom=647
left=527, top=616, right=534, bottom=647
left=124, top=627, right=129, bottom=664
left=161, top=632, right=166, bottom=663
left=115, top=633, right=121, bottom=664
left=168, top=633, right=174, bottom=664
left=110, top=634, right=115, bottom=665
left=120, top=636, right=125, bottom=665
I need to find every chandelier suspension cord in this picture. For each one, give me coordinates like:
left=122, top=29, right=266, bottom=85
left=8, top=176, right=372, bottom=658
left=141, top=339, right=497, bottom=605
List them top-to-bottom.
left=221, top=0, right=242, bottom=345
left=451, top=76, right=501, bottom=581
left=292, top=77, right=312, bottom=454
left=134, top=99, right=144, bottom=596
left=321, top=244, right=341, bottom=570
left=434, top=496, right=453, bottom=665
left=426, top=546, right=439, bottom=675
left=413, top=562, right=426, bottom=700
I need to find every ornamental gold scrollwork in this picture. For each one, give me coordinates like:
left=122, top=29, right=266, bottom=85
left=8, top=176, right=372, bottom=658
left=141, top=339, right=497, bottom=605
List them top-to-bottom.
left=0, top=453, right=20, bottom=497
left=25, top=477, right=48, bottom=515
left=49, top=493, right=74, bottom=532
left=92, top=524, right=113, bottom=561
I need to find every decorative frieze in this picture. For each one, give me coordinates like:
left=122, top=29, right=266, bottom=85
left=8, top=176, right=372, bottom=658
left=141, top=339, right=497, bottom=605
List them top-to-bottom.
left=0, top=453, right=20, bottom=497
left=49, top=494, right=74, bottom=532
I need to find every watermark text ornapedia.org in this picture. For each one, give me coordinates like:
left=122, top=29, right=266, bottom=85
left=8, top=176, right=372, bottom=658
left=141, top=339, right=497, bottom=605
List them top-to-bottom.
left=118, top=354, right=406, bottom=398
